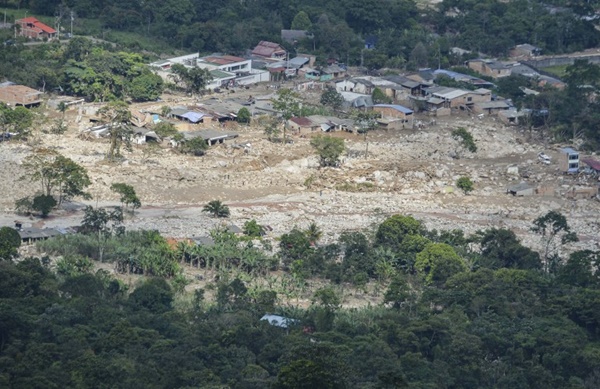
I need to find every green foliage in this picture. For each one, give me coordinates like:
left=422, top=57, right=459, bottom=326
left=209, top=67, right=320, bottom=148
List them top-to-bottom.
left=291, top=11, right=312, bottom=30
left=170, top=63, right=212, bottom=93
left=129, top=73, right=164, bottom=102
left=320, top=86, right=344, bottom=111
left=372, top=87, right=392, bottom=104
left=98, top=100, right=133, bottom=161
left=0, top=104, right=33, bottom=139
left=236, top=107, right=251, bottom=124
left=263, top=118, right=281, bottom=142
left=152, top=121, right=178, bottom=138
left=451, top=127, right=477, bottom=153
left=310, top=135, right=345, bottom=167
left=178, top=136, right=207, bottom=156
left=22, top=149, right=91, bottom=204
left=456, top=176, right=474, bottom=194
left=110, top=182, right=141, bottom=212
left=32, top=194, right=57, bottom=217
left=203, top=200, right=230, bottom=218
left=376, top=214, right=423, bottom=249
left=243, top=219, right=265, bottom=238
left=0, top=227, right=21, bottom=261
left=477, top=228, right=541, bottom=270
left=415, top=243, right=467, bottom=285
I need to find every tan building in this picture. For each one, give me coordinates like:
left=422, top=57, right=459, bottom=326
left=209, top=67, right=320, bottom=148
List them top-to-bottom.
left=15, top=17, right=56, bottom=40
left=467, top=59, right=514, bottom=79
left=0, top=83, right=43, bottom=106
left=373, top=104, right=414, bottom=128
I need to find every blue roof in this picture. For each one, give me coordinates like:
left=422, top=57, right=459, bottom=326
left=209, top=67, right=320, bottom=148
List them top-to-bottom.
left=374, top=104, right=413, bottom=114
left=180, top=111, right=206, bottom=123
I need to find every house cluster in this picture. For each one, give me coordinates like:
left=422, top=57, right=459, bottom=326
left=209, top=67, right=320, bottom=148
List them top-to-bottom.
left=466, top=58, right=564, bottom=89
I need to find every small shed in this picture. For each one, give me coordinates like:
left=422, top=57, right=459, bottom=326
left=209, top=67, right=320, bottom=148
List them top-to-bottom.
left=507, top=183, right=536, bottom=196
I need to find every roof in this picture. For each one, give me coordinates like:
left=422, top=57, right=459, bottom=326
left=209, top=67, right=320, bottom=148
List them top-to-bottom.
left=17, top=17, right=56, bottom=34
left=252, top=41, right=286, bottom=58
left=202, top=55, right=245, bottom=65
left=288, top=57, right=309, bottom=68
left=322, top=64, right=345, bottom=74
left=209, top=69, right=235, bottom=79
left=0, top=84, right=43, bottom=105
left=432, top=88, right=469, bottom=100
left=472, top=88, right=492, bottom=95
left=427, top=97, right=445, bottom=105
left=475, top=101, right=510, bottom=109
left=374, top=104, right=413, bottom=114
left=180, top=111, right=207, bottom=123
left=290, top=116, right=313, bottom=126
left=182, top=129, right=239, bottom=142
left=561, top=147, right=578, bottom=154
left=582, top=158, right=600, bottom=171
left=18, top=227, right=62, bottom=240
left=193, top=236, right=215, bottom=247
left=260, top=314, right=298, bottom=328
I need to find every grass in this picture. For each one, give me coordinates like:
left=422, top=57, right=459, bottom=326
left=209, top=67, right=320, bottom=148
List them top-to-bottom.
left=541, top=64, right=569, bottom=78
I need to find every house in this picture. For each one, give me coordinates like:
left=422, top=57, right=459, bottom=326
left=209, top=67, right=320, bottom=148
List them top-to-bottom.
left=15, top=17, right=57, bottom=40
left=281, top=29, right=310, bottom=44
left=252, top=41, right=286, bottom=61
left=511, top=44, right=542, bottom=58
left=150, top=53, right=269, bottom=89
left=467, top=59, right=515, bottom=79
left=321, top=64, right=346, bottom=80
left=433, top=68, right=495, bottom=87
left=0, top=83, right=43, bottom=107
left=424, top=87, right=470, bottom=108
left=468, top=88, right=492, bottom=103
left=339, top=91, right=373, bottom=110
left=472, top=101, right=510, bottom=115
left=373, top=104, right=414, bottom=128
left=170, top=107, right=211, bottom=123
left=498, top=108, right=529, bottom=125
left=306, top=115, right=354, bottom=132
left=287, top=117, right=314, bottom=135
left=181, top=129, right=238, bottom=146
left=559, top=147, right=580, bottom=174
left=582, top=158, right=600, bottom=177
left=507, top=183, right=536, bottom=196
left=566, top=186, right=599, bottom=200
left=18, top=226, right=76, bottom=244
left=192, top=236, right=215, bottom=247
left=260, top=314, right=298, bottom=329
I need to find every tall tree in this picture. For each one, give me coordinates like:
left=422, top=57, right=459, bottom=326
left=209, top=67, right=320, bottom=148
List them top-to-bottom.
left=272, top=88, right=301, bottom=143
left=98, top=101, right=133, bottom=161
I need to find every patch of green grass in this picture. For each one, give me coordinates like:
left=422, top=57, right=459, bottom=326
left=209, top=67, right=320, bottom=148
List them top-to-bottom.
left=541, top=64, right=569, bottom=78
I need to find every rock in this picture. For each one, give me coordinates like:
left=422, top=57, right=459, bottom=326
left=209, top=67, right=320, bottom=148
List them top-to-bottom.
left=507, top=165, right=519, bottom=175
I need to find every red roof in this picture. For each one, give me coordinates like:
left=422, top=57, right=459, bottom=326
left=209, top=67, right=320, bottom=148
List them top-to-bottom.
left=17, top=17, right=56, bottom=34
left=252, top=41, right=286, bottom=57
left=290, top=117, right=312, bottom=126
left=582, top=158, right=600, bottom=171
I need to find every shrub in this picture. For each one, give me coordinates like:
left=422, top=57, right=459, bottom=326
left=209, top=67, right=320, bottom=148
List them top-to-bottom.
left=456, top=177, right=474, bottom=194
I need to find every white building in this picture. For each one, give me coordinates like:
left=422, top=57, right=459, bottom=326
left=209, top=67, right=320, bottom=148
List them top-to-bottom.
left=149, top=53, right=269, bottom=90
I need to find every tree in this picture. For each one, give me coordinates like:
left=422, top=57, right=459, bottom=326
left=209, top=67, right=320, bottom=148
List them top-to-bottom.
left=291, top=11, right=312, bottom=30
left=409, top=42, right=428, bottom=69
left=170, top=63, right=212, bottom=94
left=129, top=73, right=164, bottom=102
left=320, top=86, right=344, bottom=111
left=372, top=87, right=392, bottom=104
left=272, top=88, right=301, bottom=143
left=98, top=101, right=133, bottom=161
left=53, top=102, right=68, bottom=134
left=0, top=104, right=33, bottom=139
left=237, top=107, right=251, bottom=124
left=353, top=110, right=379, bottom=158
left=264, top=118, right=281, bottom=142
left=152, top=121, right=178, bottom=138
left=452, top=127, right=477, bottom=154
left=310, top=135, right=345, bottom=167
left=179, top=136, right=208, bottom=156
left=22, top=150, right=91, bottom=205
left=456, top=177, right=474, bottom=194
left=110, top=183, right=141, bottom=212
left=32, top=194, right=57, bottom=218
left=203, top=200, right=230, bottom=218
left=80, top=205, right=124, bottom=262
left=532, top=211, right=578, bottom=272
left=376, top=215, right=423, bottom=249
left=243, top=219, right=265, bottom=238
left=304, top=223, right=322, bottom=245
left=0, top=227, right=21, bottom=261
left=477, top=228, right=541, bottom=270
left=415, top=243, right=467, bottom=285
left=557, top=250, right=600, bottom=288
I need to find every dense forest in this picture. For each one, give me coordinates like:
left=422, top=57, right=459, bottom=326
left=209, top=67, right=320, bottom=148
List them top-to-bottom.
left=3, top=0, right=600, bottom=67
left=2, top=210, right=600, bottom=388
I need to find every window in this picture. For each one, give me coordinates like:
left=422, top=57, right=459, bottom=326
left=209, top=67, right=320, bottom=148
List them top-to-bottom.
left=467, top=97, right=472, bottom=102
left=568, top=154, right=578, bottom=160
left=569, top=163, right=578, bottom=169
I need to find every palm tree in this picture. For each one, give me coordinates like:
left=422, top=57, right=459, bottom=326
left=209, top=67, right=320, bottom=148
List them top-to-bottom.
left=203, top=200, right=230, bottom=218
left=305, top=222, right=322, bottom=245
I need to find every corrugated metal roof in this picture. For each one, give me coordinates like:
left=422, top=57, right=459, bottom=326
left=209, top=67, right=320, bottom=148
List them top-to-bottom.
left=374, top=104, right=413, bottom=114
left=180, top=111, right=206, bottom=123
left=582, top=158, right=600, bottom=171
left=260, top=314, right=298, bottom=328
